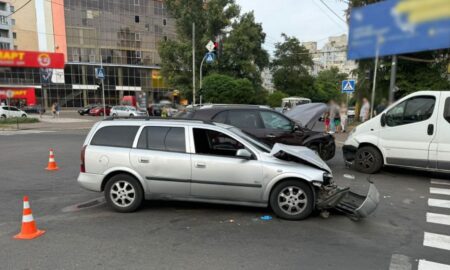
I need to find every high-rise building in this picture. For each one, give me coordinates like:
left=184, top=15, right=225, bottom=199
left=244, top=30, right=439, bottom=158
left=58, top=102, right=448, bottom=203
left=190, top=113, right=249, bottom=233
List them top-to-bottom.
left=0, top=0, right=176, bottom=108
left=0, top=1, right=14, bottom=50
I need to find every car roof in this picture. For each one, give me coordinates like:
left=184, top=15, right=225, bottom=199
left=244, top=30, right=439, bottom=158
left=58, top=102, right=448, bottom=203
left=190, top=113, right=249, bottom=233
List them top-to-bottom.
left=187, top=106, right=276, bottom=120
left=101, top=117, right=215, bottom=127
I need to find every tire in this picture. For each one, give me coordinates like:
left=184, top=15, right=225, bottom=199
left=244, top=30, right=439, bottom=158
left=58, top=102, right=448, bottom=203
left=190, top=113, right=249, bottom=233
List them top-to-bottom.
left=99, top=112, right=104, bottom=116
left=112, top=113, right=117, bottom=118
left=1, top=114, right=6, bottom=119
left=21, top=114, right=27, bottom=118
left=129, top=114, right=134, bottom=118
left=355, top=146, right=383, bottom=174
left=104, top=174, right=143, bottom=212
left=270, top=180, right=313, bottom=220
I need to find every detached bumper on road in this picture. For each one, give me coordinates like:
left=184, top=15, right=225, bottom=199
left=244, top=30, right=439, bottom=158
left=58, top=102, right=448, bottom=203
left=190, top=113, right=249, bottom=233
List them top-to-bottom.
left=77, top=172, right=103, bottom=192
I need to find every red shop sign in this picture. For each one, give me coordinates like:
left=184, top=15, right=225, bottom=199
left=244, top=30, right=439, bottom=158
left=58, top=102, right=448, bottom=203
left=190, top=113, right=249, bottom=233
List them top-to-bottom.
left=0, top=50, right=65, bottom=68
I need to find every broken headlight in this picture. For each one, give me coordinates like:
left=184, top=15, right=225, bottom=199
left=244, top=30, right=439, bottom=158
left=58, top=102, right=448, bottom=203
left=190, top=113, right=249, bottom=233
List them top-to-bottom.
left=323, top=172, right=333, bottom=186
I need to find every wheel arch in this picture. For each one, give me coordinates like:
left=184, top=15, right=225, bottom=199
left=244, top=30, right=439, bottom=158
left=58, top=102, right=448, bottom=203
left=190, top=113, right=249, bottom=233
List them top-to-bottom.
left=358, top=142, right=385, bottom=164
left=101, top=169, right=146, bottom=194
left=264, top=176, right=317, bottom=207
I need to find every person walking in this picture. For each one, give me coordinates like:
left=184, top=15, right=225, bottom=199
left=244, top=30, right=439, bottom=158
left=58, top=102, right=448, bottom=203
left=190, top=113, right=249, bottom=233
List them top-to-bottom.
left=360, top=98, right=370, bottom=122
left=328, top=100, right=340, bottom=134
left=55, top=102, right=61, bottom=118
left=339, top=102, right=348, bottom=133
left=51, top=103, right=56, bottom=118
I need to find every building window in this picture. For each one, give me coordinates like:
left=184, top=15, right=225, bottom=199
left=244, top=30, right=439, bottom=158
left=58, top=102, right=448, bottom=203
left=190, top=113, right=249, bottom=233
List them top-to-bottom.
left=134, top=0, right=139, bottom=6
left=0, top=2, right=6, bottom=11
left=10, top=5, right=14, bottom=12
left=0, top=16, right=7, bottom=25
left=135, top=16, right=140, bottom=23
left=10, top=19, right=15, bottom=25
left=163, top=19, right=166, bottom=26
left=0, top=29, right=8, bottom=38
left=13, top=32, right=16, bottom=39
left=0, top=42, right=10, bottom=49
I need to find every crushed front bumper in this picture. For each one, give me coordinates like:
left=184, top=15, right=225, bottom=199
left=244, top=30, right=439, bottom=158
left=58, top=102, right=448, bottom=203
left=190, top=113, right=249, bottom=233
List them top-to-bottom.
left=316, top=182, right=380, bottom=220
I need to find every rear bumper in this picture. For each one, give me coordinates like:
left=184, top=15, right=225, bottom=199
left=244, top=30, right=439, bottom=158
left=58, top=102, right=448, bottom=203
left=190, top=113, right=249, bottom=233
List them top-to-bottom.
left=343, top=144, right=357, bottom=162
left=77, top=172, right=103, bottom=192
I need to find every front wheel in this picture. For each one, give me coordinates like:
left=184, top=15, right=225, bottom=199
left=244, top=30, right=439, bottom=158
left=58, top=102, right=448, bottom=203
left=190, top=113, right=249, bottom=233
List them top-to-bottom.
left=99, top=112, right=104, bottom=116
left=21, top=114, right=27, bottom=118
left=129, top=114, right=134, bottom=118
left=355, top=146, right=383, bottom=174
left=105, top=174, right=143, bottom=212
left=270, top=180, right=313, bottom=220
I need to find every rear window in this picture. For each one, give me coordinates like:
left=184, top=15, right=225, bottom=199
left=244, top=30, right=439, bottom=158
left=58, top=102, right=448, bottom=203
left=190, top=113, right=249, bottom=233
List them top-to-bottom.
left=444, top=97, right=450, bottom=124
left=90, top=126, right=139, bottom=148
left=137, top=126, right=186, bottom=152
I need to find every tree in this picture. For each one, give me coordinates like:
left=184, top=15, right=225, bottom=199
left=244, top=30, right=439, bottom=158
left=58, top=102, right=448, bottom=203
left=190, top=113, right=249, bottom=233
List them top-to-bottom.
left=270, top=34, right=315, bottom=97
left=314, top=67, right=348, bottom=102
left=201, top=74, right=261, bottom=104
left=267, top=91, right=288, bottom=108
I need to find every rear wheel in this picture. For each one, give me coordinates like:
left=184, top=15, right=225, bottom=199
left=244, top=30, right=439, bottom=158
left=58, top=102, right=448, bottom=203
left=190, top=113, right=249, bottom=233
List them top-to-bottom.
left=99, top=112, right=104, bottom=116
left=112, top=113, right=117, bottom=118
left=1, top=114, right=6, bottom=119
left=21, top=114, right=27, bottom=118
left=129, top=114, right=134, bottom=118
left=355, top=146, right=383, bottom=174
left=105, top=174, right=143, bottom=212
left=270, top=180, right=313, bottom=220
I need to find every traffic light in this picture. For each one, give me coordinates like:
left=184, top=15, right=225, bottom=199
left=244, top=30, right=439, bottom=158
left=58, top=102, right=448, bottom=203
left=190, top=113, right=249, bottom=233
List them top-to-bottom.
left=96, top=81, right=102, bottom=91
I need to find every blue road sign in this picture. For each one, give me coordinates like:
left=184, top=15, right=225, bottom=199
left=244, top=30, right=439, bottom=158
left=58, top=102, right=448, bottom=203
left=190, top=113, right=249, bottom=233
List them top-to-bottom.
left=348, top=0, right=450, bottom=60
left=205, top=52, right=215, bottom=64
left=95, top=68, right=105, bottom=80
left=342, top=80, right=356, bottom=93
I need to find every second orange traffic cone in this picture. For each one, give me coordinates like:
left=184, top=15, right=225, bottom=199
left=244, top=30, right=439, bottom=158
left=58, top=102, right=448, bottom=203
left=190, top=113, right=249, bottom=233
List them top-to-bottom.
left=45, top=148, right=59, bottom=171
left=14, top=196, right=45, bottom=240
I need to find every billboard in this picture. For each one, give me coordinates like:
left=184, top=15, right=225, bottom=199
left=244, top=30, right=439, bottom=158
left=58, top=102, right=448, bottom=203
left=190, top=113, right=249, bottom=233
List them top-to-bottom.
left=348, top=0, right=450, bottom=60
left=0, top=50, right=65, bottom=68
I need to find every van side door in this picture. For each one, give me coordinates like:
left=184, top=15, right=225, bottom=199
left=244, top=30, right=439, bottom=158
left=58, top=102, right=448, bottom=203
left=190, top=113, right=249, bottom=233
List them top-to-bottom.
left=430, top=93, right=450, bottom=171
left=379, top=94, right=439, bottom=168
left=130, top=125, right=191, bottom=196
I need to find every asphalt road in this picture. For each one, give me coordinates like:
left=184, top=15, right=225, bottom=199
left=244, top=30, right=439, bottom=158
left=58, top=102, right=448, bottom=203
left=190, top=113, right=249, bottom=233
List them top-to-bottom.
left=0, top=130, right=449, bottom=270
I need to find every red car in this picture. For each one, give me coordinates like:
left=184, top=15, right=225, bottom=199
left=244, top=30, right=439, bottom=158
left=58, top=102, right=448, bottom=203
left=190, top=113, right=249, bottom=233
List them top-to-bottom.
left=89, top=106, right=111, bottom=116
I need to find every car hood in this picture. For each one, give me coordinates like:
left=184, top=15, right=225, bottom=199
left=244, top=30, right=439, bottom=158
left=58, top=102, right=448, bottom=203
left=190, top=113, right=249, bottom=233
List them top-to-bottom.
left=285, top=103, right=328, bottom=131
left=270, top=143, right=331, bottom=173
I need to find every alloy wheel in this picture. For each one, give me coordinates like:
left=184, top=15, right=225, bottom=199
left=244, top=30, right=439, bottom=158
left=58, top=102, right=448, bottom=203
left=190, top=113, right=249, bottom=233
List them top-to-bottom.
left=357, top=151, right=375, bottom=169
left=110, top=180, right=136, bottom=207
left=277, top=186, right=307, bottom=215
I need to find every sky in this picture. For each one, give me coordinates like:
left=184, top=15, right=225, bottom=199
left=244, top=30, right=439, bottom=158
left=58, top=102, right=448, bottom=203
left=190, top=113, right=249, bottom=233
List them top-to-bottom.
left=235, top=0, right=349, bottom=53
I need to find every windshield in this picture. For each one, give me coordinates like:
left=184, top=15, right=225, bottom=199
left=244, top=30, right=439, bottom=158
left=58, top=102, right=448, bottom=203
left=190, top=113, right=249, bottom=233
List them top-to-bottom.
left=228, top=127, right=271, bottom=153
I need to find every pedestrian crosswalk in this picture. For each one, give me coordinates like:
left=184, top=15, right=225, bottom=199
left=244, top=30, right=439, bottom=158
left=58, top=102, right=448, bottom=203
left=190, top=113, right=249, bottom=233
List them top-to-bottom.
left=418, top=178, right=450, bottom=269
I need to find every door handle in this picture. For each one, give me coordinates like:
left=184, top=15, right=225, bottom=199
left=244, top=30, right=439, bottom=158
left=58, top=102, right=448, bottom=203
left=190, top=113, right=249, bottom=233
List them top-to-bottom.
left=427, top=124, right=434, bottom=135
left=266, top=134, right=276, bottom=138
left=138, top=157, right=150, bottom=163
left=195, top=162, right=206, bottom=168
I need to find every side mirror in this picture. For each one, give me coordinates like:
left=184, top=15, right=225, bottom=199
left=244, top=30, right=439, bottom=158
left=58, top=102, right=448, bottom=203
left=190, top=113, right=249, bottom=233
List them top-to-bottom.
left=380, top=113, right=386, bottom=127
left=236, top=149, right=252, bottom=159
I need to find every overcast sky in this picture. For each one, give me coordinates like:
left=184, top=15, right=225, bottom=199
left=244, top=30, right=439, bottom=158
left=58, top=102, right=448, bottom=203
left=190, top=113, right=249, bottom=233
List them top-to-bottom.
left=235, top=0, right=349, bottom=53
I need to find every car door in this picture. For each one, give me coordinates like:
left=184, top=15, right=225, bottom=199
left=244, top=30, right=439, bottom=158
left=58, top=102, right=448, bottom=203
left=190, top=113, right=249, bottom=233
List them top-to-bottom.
left=430, top=93, right=450, bottom=171
left=379, top=94, right=438, bottom=168
left=9, top=106, right=21, bottom=117
left=214, top=110, right=266, bottom=140
left=258, top=110, right=300, bottom=146
left=130, top=125, right=191, bottom=196
left=189, top=127, right=263, bottom=202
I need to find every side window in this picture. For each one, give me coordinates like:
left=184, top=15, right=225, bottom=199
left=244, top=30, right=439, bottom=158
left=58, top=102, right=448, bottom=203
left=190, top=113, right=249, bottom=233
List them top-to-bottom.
left=386, top=96, right=435, bottom=127
left=444, top=98, right=450, bottom=124
left=10, top=107, right=19, bottom=111
left=227, top=110, right=263, bottom=129
left=212, top=111, right=227, bottom=123
left=260, top=111, right=292, bottom=131
left=91, top=126, right=139, bottom=148
left=137, top=126, right=186, bottom=152
left=193, top=128, right=244, bottom=157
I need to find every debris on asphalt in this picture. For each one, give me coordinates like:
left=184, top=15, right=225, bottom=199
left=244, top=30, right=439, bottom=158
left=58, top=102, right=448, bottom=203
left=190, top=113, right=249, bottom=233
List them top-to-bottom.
left=260, top=215, right=272, bottom=221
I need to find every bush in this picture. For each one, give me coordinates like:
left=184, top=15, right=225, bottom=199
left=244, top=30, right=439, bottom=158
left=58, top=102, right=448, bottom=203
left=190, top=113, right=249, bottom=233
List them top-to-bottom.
left=0, top=117, right=39, bottom=126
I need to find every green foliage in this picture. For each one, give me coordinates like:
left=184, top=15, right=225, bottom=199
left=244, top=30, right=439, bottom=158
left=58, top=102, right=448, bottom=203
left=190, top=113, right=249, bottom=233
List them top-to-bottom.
left=159, top=0, right=268, bottom=101
left=271, top=34, right=315, bottom=97
left=314, top=67, right=348, bottom=102
left=201, top=74, right=264, bottom=104
left=267, top=91, right=288, bottom=108
left=0, top=117, right=39, bottom=126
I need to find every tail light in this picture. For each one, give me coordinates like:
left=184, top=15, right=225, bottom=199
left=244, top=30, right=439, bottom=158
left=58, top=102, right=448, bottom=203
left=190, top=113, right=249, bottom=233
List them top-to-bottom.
left=80, top=145, right=87, bottom=173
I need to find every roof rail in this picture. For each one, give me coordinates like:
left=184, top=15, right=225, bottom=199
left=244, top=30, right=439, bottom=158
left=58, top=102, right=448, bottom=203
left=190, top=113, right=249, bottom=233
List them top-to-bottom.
left=103, top=116, right=213, bottom=125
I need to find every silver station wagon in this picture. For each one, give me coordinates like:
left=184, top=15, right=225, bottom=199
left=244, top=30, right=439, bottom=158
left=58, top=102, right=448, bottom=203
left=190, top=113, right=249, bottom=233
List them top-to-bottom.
left=78, top=119, right=379, bottom=220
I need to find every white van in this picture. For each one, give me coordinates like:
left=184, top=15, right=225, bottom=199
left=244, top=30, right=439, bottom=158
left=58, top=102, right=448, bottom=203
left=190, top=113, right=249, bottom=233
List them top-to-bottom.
left=343, top=91, right=450, bottom=174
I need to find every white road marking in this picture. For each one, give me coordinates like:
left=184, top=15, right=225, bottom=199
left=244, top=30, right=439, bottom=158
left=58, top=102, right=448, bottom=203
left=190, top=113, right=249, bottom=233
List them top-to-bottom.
left=0, top=130, right=53, bottom=136
left=431, top=179, right=450, bottom=186
left=430, top=187, right=450, bottom=196
left=428, top=198, right=450, bottom=209
left=427, top=212, right=450, bottom=226
left=423, top=232, right=450, bottom=251
left=389, top=254, right=412, bottom=270
left=418, top=260, right=450, bottom=270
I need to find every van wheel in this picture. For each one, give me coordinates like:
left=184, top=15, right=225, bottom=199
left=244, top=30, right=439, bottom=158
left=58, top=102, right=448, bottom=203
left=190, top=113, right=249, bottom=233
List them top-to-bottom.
left=355, top=146, right=383, bottom=174
left=105, top=174, right=143, bottom=212
left=270, top=180, right=313, bottom=220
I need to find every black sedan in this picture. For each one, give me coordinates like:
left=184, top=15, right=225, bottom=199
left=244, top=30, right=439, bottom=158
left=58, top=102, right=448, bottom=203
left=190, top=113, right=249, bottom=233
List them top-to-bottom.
left=78, top=104, right=99, bottom=116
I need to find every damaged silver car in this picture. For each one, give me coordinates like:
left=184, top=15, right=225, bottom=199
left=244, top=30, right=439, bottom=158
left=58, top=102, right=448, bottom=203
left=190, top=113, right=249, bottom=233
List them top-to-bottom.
left=78, top=119, right=379, bottom=220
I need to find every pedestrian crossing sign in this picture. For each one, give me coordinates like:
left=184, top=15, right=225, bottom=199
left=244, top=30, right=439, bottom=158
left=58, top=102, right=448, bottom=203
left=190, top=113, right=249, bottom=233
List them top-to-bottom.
left=205, top=52, right=215, bottom=64
left=95, top=68, right=105, bottom=80
left=342, top=80, right=355, bottom=93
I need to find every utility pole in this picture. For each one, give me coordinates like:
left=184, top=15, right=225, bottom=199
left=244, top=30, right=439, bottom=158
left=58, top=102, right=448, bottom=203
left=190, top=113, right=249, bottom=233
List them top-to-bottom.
left=192, top=22, right=196, bottom=106
left=370, top=37, right=381, bottom=119
left=388, top=55, right=397, bottom=104
left=100, top=56, right=106, bottom=119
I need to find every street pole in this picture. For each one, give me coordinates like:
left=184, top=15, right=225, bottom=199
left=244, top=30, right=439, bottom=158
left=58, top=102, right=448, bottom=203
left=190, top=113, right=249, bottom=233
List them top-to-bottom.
left=192, top=22, right=196, bottom=106
left=370, top=37, right=381, bottom=119
left=199, top=54, right=207, bottom=97
left=388, top=55, right=397, bottom=104
left=100, top=56, right=106, bottom=119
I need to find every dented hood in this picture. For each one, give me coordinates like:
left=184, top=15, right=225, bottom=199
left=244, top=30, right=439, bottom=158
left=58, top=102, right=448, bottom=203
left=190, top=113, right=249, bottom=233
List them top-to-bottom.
left=270, top=143, right=332, bottom=173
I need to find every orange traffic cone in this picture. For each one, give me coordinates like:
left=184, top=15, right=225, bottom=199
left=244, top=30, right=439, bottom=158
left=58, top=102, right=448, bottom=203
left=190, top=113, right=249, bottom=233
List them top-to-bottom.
left=45, top=148, right=59, bottom=171
left=14, top=196, right=45, bottom=240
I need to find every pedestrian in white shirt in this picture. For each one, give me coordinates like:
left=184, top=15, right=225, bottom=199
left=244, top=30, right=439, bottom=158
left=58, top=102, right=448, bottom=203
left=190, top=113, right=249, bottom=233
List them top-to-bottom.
left=360, top=98, right=370, bottom=122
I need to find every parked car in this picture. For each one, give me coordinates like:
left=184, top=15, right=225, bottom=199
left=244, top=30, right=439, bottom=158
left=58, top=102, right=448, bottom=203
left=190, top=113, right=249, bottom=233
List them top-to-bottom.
left=343, top=90, right=450, bottom=174
left=78, top=104, right=99, bottom=116
left=22, top=105, right=45, bottom=114
left=111, top=105, right=147, bottom=118
left=178, top=105, right=335, bottom=160
left=0, top=106, right=28, bottom=118
left=89, top=106, right=111, bottom=116
left=347, top=107, right=355, bottom=119
left=78, top=118, right=379, bottom=220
